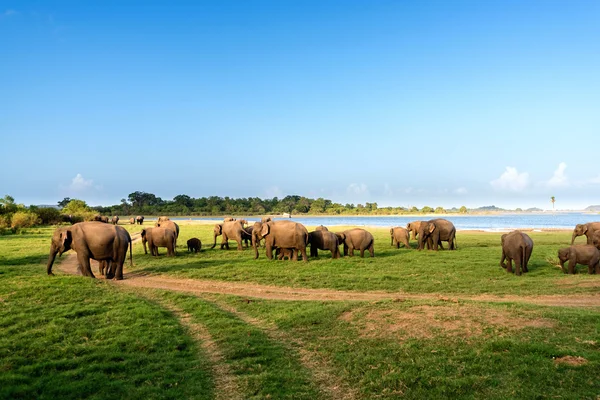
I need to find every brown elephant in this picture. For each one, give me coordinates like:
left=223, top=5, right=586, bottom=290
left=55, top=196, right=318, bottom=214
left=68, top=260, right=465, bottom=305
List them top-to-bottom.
left=94, top=215, right=109, bottom=223
left=111, top=216, right=119, bottom=225
left=136, top=216, right=144, bottom=225
left=129, top=217, right=135, bottom=224
left=223, top=217, right=236, bottom=222
left=261, top=217, right=272, bottom=223
left=156, top=219, right=180, bottom=239
left=417, top=219, right=456, bottom=251
left=211, top=220, right=249, bottom=250
left=251, top=220, right=309, bottom=261
left=46, top=221, right=132, bottom=280
left=406, top=221, right=425, bottom=240
left=571, top=222, right=600, bottom=245
left=242, top=225, right=253, bottom=248
left=315, top=225, right=329, bottom=231
left=141, top=227, right=176, bottom=256
left=390, top=227, right=411, bottom=249
left=335, top=228, right=374, bottom=257
left=308, top=230, right=341, bottom=258
left=500, top=231, right=533, bottom=275
left=592, top=231, right=600, bottom=250
left=187, top=238, right=201, bottom=253
left=558, top=245, right=600, bottom=274
left=276, top=248, right=295, bottom=260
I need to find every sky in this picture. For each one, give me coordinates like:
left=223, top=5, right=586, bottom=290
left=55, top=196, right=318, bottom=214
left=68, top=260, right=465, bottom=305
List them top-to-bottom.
left=1, top=0, right=599, bottom=210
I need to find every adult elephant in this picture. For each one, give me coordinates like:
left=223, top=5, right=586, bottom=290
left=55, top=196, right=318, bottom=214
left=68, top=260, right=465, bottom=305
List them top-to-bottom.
left=94, top=215, right=109, bottom=223
left=111, top=216, right=119, bottom=225
left=136, top=216, right=144, bottom=225
left=129, top=217, right=135, bottom=224
left=223, top=217, right=236, bottom=222
left=155, top=219, right=180, bottom=238
left=418, top=219, right=456, bottom=251
left=211, top=220, right=249, bottom=250
left=251, top=220, right=309, bottom=261
left=46, top=221, right=132, bottom=280
left=406, top=221, right=425, bottom=240
left=571, top=222, right=600, bottom=245
left=316, top=225, right=329, bottom=231
left=141, top=227, right=176, bottom=256
left=390, top=227, right=411, bottom=249
left=336, top=228, right=374, bottom=257
left=308, top=230, right=341, bottom=258
left=500, top=230, right=533, bottom=275
left=592, top=231, right=600, bottom=250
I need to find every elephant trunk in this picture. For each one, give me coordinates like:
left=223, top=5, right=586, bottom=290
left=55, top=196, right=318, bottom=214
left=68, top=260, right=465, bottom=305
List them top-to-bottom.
left=571, top=231, right=577, bottom=245
left=211, top=233, right=218, bottom=249
left=252, top=234, right=259, bottom=259
left=390, top=234, right=394, bottom=246
left=417, top=235, right=424, bottom=250
left=47, top=247, right=58, bottom=275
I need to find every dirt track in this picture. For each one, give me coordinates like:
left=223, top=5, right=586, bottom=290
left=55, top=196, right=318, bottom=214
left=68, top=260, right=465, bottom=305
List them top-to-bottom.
left=56, top=242, right=600, bottom=308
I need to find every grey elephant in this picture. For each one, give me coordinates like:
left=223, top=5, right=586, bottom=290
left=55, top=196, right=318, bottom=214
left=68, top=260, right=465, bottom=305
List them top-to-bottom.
left=94, top=215, right=109, bottom=223
left=111, top=216, right=119, bottom=225
left=136, top=216, right=144, bottom=225
left=129, top=217, right=135, bottom=224
left=156, top=219, right=180, bottom=238
left=417, top=219, right=456, bottom=251
left=211, top=220, right=250, bottom=250
left=251, top=220, right=309, bottom=261
left=46, top=221, right=132, bottom=280
left=406, top=221, right=425, bottom=240
left=571, top=222, right=600, bottom=245
left=141, top=227, right=177, bottom=257
left=390, top=227, right=411, bottom=249
left=335, top=228, right=374, bottom=257
left=308, top=230, right=341, bottom=258
left=500, top=230, right=533, bottom=275
left=592, top=231, right=600, bottom=250
left=187, top=238, right=201, bottom=253
left=558, top=245, right=600, bottom=274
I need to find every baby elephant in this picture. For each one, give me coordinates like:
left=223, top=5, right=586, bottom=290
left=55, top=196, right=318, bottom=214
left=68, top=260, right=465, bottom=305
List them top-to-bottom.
left=390, top=227, right=411, bottom=249
left=500, top=231, right=533, bottom=276
left=187, top=238, right=202, bottom=253
left=557, top=245, right=600, bottom=274
left=276, top=247, right=295, bottom=260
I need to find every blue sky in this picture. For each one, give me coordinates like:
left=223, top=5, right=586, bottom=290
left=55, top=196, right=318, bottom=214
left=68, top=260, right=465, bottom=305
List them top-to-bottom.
left=1, top=0, right=599, bottom=210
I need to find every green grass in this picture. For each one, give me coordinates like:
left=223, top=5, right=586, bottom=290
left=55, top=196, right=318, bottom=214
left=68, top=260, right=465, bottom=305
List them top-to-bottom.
left=124, top=224, right=600, bottom=296
left=1, top=225, right=599, bottom=399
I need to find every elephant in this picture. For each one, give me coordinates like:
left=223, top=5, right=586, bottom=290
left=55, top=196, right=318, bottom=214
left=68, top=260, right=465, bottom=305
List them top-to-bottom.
left=94, top=215, right=109, bottom=223
left=111, top=216, right=119, bottom=225
left=136, top=216, right=144, bottom=225
left=157, top=216, right=170, bottom=223
left=129, top=217, right=135, bottom=224
left=223, top=217, right=236, bottom=222
left=261, top=217, right=272, bottom=223
left=156, top=219, right=180, bottom=239
left=417, top=219, right=456, bottom=251
left=211, top=220, right=250, bottom=250
left=251, top=220, right=309, bottom=261
left=46, top=221, right=132, bottom=280
left=406, top=221, right=425, bottom=240
left=571, top=222, right=600, bottom=245
left=242, top=225, right=253, bottom=247
left=315, top=225, right=329, bottom=231
left=141, top=227, right=176, bottom=256
left=390, top=227, right=411, bottom=249
left=335, top=228, right=374, bottom=257
left=308, top=230, right=341, bottom=258
left=500, top=230, right=533, bottom=275
left=592, top=231, right=600, bottom=250
left=187, top=238, right=202, bottom=253
left=557, top=245, right=600, bottom=274
left=276, top=248, right=295, bottom=260
left=98, top=260, right=112, bottom=276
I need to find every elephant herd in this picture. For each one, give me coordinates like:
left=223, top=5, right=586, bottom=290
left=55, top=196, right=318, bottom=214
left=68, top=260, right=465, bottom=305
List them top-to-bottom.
left=46, top=216, right=600, bottom=280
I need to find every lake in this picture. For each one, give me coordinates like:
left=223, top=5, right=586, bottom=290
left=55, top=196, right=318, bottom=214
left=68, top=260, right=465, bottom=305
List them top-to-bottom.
left=170, top=213, right=600, bottom=231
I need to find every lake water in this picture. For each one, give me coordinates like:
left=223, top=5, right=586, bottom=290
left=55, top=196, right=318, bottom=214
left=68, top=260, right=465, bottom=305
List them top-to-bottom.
left=171, top=213, right=600, bottom=231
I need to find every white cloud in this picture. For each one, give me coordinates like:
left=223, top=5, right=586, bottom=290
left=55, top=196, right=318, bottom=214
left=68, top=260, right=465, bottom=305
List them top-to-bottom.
left=545, top=162, right=568, bottom=188
left=490, top=167, right=529, bottom=192
left=69, top=173, right=94, bottom=191
left=347, top=183, right=369, bottom=196
left=454, top=187, right=468, bottom=195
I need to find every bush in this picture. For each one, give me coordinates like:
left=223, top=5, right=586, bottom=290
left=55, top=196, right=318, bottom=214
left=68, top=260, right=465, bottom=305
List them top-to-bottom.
left=35, top=207, right=62, bottom=225
left=11, top=211, right=40, bottom=229
left=0, top=214, right=10, bottom=229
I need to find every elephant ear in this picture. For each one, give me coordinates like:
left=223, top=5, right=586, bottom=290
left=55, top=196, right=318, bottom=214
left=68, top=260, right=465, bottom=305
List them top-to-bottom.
left=260, top=223, right=270, bottom=237
left=215, top=224, right=222, bottom=234
left=428, top=224, right=436, bottom=234
left=582, top=225, right=588, bottom=234
left=390, top=228, right=394, bottom=234
left=60, top=229, right=72, bottom=253
left=141, top=229, right=146, bottom=237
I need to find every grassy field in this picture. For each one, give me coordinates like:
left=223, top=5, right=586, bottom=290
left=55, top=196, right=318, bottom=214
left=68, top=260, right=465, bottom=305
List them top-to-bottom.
left=1, top=223, right=599, bottom=399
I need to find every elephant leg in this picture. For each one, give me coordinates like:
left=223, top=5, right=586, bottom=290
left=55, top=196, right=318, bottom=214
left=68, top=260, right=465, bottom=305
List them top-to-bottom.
left=236, top=238, right=243, bottom=251
left=265, top=243, right=274, bottom=260
left=343, top=243, right=349, bottom=256
left=369, top=244, right=374, bottom=257
left=310, top=245, right=318, bottom=258
left=348, top=245, right=355, bottom=257
left=300, top=247, right=308, bottom=263
left=359, top=248, right=365, bottom=258
left=77, top=253, right=95, bottom=278
left=515, top=257, right=522, bottom=276
left=568, top=257, right=576, bottom=274
left=505, top=258, right=513, bottom=273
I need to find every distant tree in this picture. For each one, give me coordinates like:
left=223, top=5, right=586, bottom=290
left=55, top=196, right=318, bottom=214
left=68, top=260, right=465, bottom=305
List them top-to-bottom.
left=0, top=195, right=17, bottom=214
left=551, top=196, right=555, bottom=210
left=57, top=197, right=71, bottom=208
left=410, top=206, right=419, bottom=213
left=421, top=206, right=433, bottom=213
left=459, top=206, right=468, bottom=214
left=434, top=207, right=445, bottom=214
left=515, top=208, right=523, bottom=212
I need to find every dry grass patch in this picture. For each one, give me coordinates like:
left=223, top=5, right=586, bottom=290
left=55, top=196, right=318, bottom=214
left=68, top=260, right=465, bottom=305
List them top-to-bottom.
left=340, top=303, right=555, bottom=340
left=553, top=356, right=589, bottom=366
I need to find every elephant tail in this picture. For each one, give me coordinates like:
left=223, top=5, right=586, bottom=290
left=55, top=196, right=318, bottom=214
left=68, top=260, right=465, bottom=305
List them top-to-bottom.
left=129, top=237, right=133, bottom=267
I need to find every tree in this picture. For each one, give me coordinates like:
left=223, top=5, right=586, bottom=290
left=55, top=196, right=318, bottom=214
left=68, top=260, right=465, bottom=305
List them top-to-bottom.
left=0, top=195, right=17, bottom=214
left=551, top=196, right=555, bottom=210
left=57, top=197, right=71, bottom=208
left=421, top=206, right=433, bottom=213
left=459, top=206, right=468, bottom=214
left=434, top=207, right=445, bottom=214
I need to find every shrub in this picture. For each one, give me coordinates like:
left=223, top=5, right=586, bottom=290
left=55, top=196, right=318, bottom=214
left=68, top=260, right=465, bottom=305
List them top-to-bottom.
left=35, top=207, right=63, bottom=225
left=11, top=211, right=40, bottom=229
left=0, top=214, right=10, bottom=228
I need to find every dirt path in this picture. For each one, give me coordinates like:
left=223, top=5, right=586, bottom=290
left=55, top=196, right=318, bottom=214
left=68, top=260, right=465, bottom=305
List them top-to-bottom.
left=56, top=248, right=600, bottom=308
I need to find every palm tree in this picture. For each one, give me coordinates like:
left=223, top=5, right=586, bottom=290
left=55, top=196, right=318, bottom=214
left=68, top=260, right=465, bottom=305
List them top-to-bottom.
left=551, top=196, right=555, bottom=210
